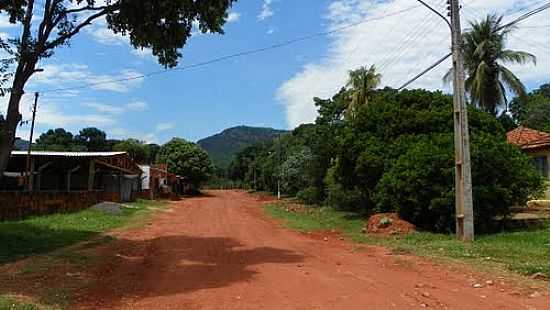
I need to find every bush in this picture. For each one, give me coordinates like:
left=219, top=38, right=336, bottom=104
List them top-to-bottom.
left=375, top=134, right=544, bottom=233
left=324, top=166, right=364, bottom=211
left=297, top=186, right=322, bottom=205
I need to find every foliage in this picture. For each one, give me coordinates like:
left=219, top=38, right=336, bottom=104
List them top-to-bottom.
left=451, top=14, right=536, bottom=115
left=226, top=64, right=544, bottom=234
left=345, top=65, right=381, bottom=118
left=510, top=82, right=550, bottom=132
left=331, top=89, right=543, bottom=232
left=198, top=126, right=287, bottom=169
left=75, top=127, right=107, bottom=152
left=34, top=128, right=86, bottom=151
left=375, top=134, right=544, bottom=232
left=157, top=138, right=213, bottom=191
left=113, top=139, right=150, bottom=163
left=278, top=146, right=315, bottom=196
left=296, top=186, right=321, bottom=205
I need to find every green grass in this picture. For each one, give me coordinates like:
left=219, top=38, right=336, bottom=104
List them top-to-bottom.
left=0, top=200, right=166, bottom=265
left=265, top=203, right=550, bottom=279
left=0, top=296, right=41, bottom=310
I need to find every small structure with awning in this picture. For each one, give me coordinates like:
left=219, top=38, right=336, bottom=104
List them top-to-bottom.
left=1, top=151, right=142, bottom=202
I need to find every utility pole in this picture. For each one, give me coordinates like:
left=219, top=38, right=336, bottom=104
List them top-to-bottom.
left=448, top=0, right=474, bottom=241
left=25, top=92, right=39, bottom=191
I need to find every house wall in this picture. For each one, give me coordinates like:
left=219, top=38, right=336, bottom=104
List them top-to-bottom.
left=527, top=149, right=550, bottom=199
left=0, top=191, right=101, bottom=221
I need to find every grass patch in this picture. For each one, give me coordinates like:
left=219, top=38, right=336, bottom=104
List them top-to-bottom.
left=0, top=199, right=166, bottom=265
left=265, top=202, right=550, bottom=279
left=0, top=296, right=41, bottom=310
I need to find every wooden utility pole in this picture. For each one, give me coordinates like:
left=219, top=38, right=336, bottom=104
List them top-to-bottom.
left=449, top=0, right=474, bottom=241
left=25, top=92, right=39, bottom=191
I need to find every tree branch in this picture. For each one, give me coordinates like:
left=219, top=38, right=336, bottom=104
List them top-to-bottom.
left=46, top=3, right=120, bottom=50
left=62, top=5, right=111, bottom=15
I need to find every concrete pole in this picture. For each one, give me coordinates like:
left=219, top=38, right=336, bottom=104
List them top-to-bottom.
left=449, top=0, right=474, bottom=241
left=25, top=92, right=39, bottom=191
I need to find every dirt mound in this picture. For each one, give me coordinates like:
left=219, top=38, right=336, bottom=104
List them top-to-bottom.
left=365, top=213, right=415, bottom=236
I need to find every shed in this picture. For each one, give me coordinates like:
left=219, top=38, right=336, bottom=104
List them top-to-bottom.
left=2, top=151, right=142, bottom=202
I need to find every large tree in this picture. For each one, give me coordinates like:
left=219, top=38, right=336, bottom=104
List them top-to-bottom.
left=0, top=0, right=236, bottom=178
left=447, top=14, right=536, bottom=115
left=345, top=65, right=381, bottom=118
left=35, top=127, right=85, bottom=151
left=75, top=127, right=107, bottom=151
left=112, top=138, right=150, bottom=163
left=157, top=138, right=213, bottom=192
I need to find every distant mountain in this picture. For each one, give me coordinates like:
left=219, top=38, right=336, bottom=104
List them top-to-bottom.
left=198, top=126, right=288, bottom=168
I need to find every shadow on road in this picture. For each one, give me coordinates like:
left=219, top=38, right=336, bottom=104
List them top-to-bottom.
left=79, top=234, right=305, bottom=308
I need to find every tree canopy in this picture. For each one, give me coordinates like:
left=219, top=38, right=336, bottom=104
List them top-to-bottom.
left=157, top=138, right=213, bottom=192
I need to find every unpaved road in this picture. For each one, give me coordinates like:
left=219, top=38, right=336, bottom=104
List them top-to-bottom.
left=79, top=191, right=550, bottom=309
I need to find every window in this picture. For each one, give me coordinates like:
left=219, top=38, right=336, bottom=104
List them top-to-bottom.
left=533, top=156, right=549, bottom=178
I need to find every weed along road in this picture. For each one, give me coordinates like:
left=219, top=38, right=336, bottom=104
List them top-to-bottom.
left=79, top=191, right=549, bottom=309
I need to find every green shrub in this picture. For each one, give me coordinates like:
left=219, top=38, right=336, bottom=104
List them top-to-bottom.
left=375, top=134, right=544, bottom=233
left=324, top=166, right=364, bottom=211
left=297, top=186, right=322, bottom=205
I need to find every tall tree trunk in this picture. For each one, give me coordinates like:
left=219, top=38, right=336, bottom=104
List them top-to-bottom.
left=0, top=0, right=38, bottom=180
left=0, top=86, right=24, bottom=179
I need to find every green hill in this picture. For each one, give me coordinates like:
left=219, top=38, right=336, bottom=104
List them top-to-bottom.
left=198, top=126, right=288, bottom=169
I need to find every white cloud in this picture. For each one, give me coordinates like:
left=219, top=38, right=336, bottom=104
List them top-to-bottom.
left=258, top=0, right=274, bottom=21
left=278, top=0, right=550, bottom=128
left=227, top=12, right=241, bottom=23
left=0, top=15, right=16, bottom=29
left=89, top=26, right=127, bottom=46
left=29, top=64, right=143, bottom=93
left=3, top=94, right=116, bottom=131
left=126, top=100, right=148, bottom=112
left=82, top=102, right=124, bottom=114
left=156, top=122, right=176, bottom=132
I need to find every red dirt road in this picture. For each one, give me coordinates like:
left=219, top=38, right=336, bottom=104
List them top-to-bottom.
left=79, top=191, right=549, bottom=309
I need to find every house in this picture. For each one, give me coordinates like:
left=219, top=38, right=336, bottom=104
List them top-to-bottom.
left=507, top=126, right=550, bottom=198
left=1, top=151, right=142, bottom=202
left=138, top=164, right=186, bottom=200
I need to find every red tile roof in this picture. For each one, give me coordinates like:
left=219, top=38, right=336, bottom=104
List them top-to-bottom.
left=507, top=126, right=550, bottom=151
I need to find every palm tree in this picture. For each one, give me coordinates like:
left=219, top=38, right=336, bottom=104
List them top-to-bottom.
left=445, top=14, right=536, bottom=115
left=345, top=65, right=381, bottom=118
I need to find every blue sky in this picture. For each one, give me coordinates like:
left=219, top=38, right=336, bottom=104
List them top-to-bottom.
left=4, top=0, right=550, bottom=144
left=9, top=0, right=333, bottom=143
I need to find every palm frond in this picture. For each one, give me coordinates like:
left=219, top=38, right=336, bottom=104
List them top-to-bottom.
left=500, top=50, right=536, bottom=65
left=499, top=65, right=527, bottom=97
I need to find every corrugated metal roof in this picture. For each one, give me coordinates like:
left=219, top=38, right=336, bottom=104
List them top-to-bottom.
left=11, top=151, right=128, bottom=157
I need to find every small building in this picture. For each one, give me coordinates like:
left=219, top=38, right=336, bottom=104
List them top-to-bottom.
left=507, top=126, right=550, bottom=198
left=1, top=151, right=142, bottom=202
left=139, top=164, right=186, bottom=200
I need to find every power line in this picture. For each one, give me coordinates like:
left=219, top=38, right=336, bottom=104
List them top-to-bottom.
left=396, top=0, right=550, bottom=90
left=37, top=4, right=422, bottom=95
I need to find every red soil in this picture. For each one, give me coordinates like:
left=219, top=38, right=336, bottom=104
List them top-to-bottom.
left=8, top=190, right=548, bottom=309
left=366, top=213, right=416, bottom=236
